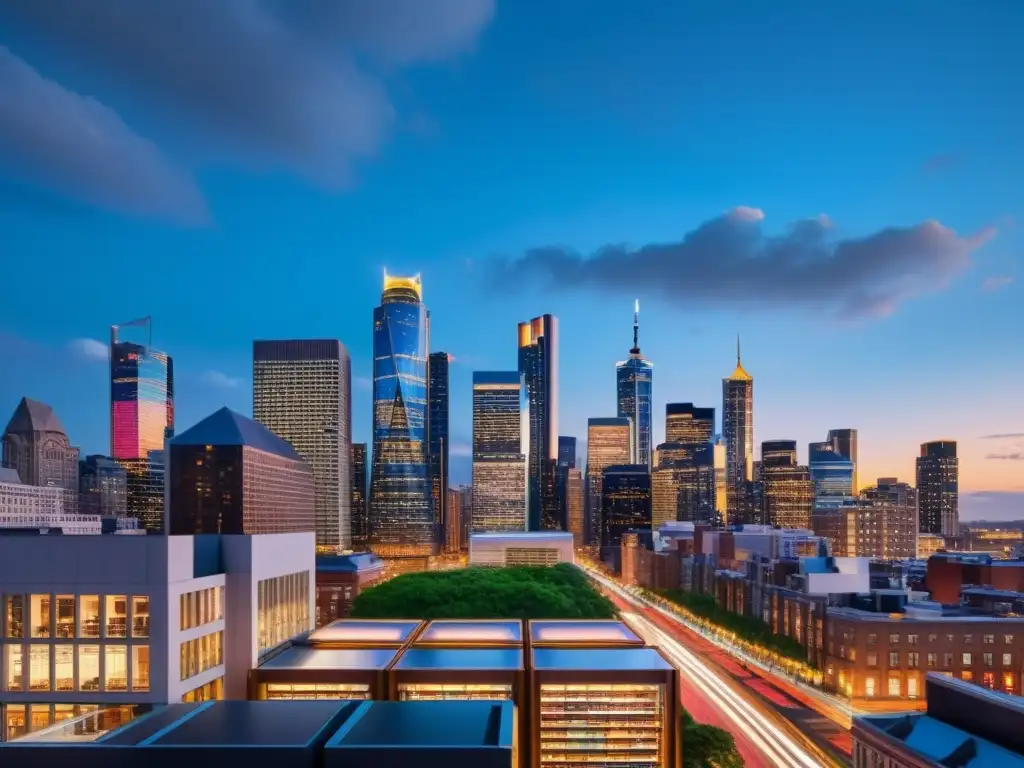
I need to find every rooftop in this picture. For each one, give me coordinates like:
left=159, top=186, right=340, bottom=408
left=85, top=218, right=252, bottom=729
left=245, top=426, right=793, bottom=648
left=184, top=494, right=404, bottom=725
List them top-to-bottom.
left=3, top=397, right=67, bottom=436
left=170, top=407, right=303, bottom=461
left=0, top=468, right=21, bottom=484
left=469, top=531, right=573, bottom=542
left=315, top=552, right=385, bottom=573
left=308, top=619, right=422, bottom=646
left=417, top=619, right=523, bottom=645
left=529, top=619, right=643, bottom=646
left=258, top=646, right=399, bottom=671
left=532, top=646, right=673, bottom=672
left=394, top=648, right=523, bottom=671
left=327, top=700, right=513, bottom=748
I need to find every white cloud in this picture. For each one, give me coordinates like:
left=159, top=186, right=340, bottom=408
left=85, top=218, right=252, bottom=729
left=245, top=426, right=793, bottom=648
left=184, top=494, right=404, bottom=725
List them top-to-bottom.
left=982, top=275, right=1015, bottom=292
left=69, top=337, right=108, bottom=361
left=202, top=370, right=241, bottom=388
left=449, top=442, right=472, bottom=458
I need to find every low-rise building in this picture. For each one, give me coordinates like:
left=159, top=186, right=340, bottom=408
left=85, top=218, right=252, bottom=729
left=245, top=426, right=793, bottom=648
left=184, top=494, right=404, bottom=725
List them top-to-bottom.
left=469, top=531, right=574, bottom=567
left=314, top=553, right=385, bottom=626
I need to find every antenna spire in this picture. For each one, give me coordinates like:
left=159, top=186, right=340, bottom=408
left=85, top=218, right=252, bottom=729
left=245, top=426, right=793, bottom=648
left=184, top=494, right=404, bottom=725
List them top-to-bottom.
left=630, top=300, right=640, bottom=355
left=736, top=333, right=741, bottom=366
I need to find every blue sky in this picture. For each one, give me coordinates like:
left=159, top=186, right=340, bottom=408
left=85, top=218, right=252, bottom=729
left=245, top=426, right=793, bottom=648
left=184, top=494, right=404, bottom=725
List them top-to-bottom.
left=1, top=1, right=1021, bottom=519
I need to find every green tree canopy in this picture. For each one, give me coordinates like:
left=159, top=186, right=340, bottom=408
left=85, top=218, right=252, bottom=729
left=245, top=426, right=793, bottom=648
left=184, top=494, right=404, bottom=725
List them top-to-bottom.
left=350, top=563, right=616, bottom=620
left=681, top=708, right=745, bottom=768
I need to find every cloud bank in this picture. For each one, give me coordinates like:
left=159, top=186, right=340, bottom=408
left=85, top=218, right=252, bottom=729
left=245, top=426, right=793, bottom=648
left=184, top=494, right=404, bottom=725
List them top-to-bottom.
left=492, top=208, right=996, bottom=320
left=68, top=337, right=109, bottom=362
left=202, top=371, right=241, bottom=389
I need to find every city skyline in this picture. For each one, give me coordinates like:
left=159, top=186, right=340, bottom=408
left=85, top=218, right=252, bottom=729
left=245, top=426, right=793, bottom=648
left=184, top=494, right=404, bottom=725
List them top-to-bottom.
left=0, top=2, right=1021, bottom=522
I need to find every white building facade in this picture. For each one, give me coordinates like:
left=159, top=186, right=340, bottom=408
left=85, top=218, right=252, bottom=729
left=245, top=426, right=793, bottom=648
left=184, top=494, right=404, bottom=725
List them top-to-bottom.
left=469, top=531, right=575, bottom=567
left=0, top=532, right=314, bottom=741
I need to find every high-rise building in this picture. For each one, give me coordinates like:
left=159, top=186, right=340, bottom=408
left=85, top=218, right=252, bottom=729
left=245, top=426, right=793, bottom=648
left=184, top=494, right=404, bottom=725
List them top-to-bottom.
left=369, top=273, right=435, bottom=559
left=616, top=301, right=653, bottom=467
left=518, top=314, right=559, bottom=531
left=110, top=317, right=173, bottom=532
left=722, top=338, right=753, bottom=526
left=253, top=339, right=352, bottom=550
left=428, top=352, right=450, bottom=550
left=471, top=372, right=528, bottom=533
left=2, top=397, right=80, bottom=515
left=665, top=404, right=714, bottom=446
left=167, top=407, right=315, bottom=535
left=585, top=417, right=633, bottom=547
left=829, top=428, right=859, bottom=493
left=556, top=435, right=577, bottom=532
left=557, top=436, right=577, bottom=470
left=712, top=436, right=727, bottom=519
left=760, top=440, right=814, bottom=530
left=917, top=441, right=959, bottom=537
left=350, top=443, right=368, bottom=550
left=651, top=443, right=715, bottom=527
left=809, top=448, right=855, bottom=501
left=78, top=455, right=127, bottom=517
left=600, top=464, right=652, bottom=559
left=565, top=467, right=584, bottom=546
left=858, top=478, right=919, bottom=559
left=457, top=484, right=473, bottom=550
left=445, top=487, right=462, bottom=553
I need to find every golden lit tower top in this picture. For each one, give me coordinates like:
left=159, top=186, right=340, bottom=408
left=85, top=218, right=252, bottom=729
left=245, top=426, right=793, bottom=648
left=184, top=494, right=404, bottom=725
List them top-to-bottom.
left=382, top=269, right=423, bottom=303
left=728, top=334, right=752, bottom=381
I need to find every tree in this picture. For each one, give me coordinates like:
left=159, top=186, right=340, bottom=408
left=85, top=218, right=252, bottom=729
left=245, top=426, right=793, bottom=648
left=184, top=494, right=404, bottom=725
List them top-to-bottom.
left=681, top=708, right=745, bottom=768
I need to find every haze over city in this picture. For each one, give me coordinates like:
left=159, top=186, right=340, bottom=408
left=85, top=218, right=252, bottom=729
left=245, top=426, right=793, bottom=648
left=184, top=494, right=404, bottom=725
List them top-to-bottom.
left=1, top=1, right=1021, bottom=520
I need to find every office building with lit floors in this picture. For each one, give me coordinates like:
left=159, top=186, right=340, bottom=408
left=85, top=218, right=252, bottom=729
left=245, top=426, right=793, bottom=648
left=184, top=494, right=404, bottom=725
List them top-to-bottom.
left=616, top=302, right=654, bottom=468
left=518, top=314, right=560, bottom=531
left=722, top=340, right=754, bottom=525
left=428, top=351, right=450, bottom=548
left=471, top=372, right=528, bottom=533
left=585, top=417, right=633, bottom=548
left=917, top=440, right=959, bottom=538
left=601, top=464, right=651, bottom=569
left=0, top=532, right=314, bottom=741
left=469, top=532, right=574, bottom=567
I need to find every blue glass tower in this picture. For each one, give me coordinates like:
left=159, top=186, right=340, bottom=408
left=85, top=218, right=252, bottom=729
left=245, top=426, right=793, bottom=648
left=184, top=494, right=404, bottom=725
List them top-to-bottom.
left=369, top=273, right=435, bottom=558
left=616, top=301, right=653, bottom=468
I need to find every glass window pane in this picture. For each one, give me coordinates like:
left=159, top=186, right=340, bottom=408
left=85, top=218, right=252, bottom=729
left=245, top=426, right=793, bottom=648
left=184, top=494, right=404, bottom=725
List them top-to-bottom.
left=180, top=593, right=187, bottom=631
left=4, top=594, right=24, bottom=638
left=30, top=594, right=50, bottom=639
left=55, top=595, right=75, bottom=639
left=79, top=595, right=100, bottom=638
left=105, top=595, right=127, bottom=638
left=132, top=596, right=149, bottom=638
left=4, top=645, right=23, bottom=691
left=29, top=645, right=50, bottom=691
left=54, top=645, right=74, bottom=692
left=78, top=645, right=100, bottom=691
left=105, top=645, right=128, bottom=691
left=132, top=646, right=150, bottom=692
left=4, top=704, right=26, bottom=741
left=30, top=705, right=51, bottom=732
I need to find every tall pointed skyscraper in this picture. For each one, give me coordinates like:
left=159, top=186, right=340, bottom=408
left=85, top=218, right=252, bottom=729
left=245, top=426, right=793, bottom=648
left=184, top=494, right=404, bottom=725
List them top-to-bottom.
left=369, top=273, right=435, bottom=560
left=616, top=300, right=654, bottom=468
left=518, top=314, right=559, bottom=530
left=722, top=336, right=753, bottom=526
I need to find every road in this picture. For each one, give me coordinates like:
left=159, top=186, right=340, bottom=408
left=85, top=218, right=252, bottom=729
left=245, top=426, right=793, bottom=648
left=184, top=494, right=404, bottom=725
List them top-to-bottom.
left=588, top=569, right=852, bottom=767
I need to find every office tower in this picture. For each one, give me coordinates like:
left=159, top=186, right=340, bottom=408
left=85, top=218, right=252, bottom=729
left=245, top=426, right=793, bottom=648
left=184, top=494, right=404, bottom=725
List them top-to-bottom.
left=370, top=273, right=435, bottom=559
left=616, top=301, right=654, bottom=467
left=518, top=314, right=559, bottom=530
left=110, top=317, right=173, bottom=532
left=722, top=337, right=753, bottom=525
left=253, top=339, right=352, bottom=550
left=428, top=352, right=450, bottom=549
left=471, top=372, right=528, bottom=533
left=2, top=397, right=80, bottom=515
left=664, top=404, right=714, bottom=446
left=167, top=407, right=314, bottom=534
left=585, top=417, right=633, bottom=546
left=829, top=429, right=859, bottom=493
left=555, top=435, right=577, bottom=532
left=557, top=436, right=577, bottom=470
left=712, top=436, right=727, bottom=519
left=759, top=440, right=814, bottom=529
left=917, top=440, right=959, bottom=537
left=350, top=443, right=368, bottom=550
left=651, top=443, right=715, bottom=527
left=809, top=448, right=855, bottom=501
left=78, top=455, right=127, bottom=517
left=601, top=464, right=652, bottom=556
left=565, top=467, right=584, bottom=546
left=856, top=478, right=919, bottom=559
left=458, top=485, right=473, bottom=550
left=445, top=487, right=462, bottom=553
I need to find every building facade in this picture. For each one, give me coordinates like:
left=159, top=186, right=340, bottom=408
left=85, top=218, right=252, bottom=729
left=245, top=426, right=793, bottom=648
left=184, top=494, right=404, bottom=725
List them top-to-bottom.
left=370, top=274, right=435, bottom=559
left=616, top=301, right=653, bottom=468
left=518, top=314, right=559, bottom=531
left=253, top=339, right=352, bottom=550
left=722, top=341, right=753, bottom=526
left=427, top=352, right=450, bottom=552
left=471, top=372, right=527, bottom=533
left=2, top=398, right=80, bottom=517
left=664, top=403, right=714, bottom=446
left=167, top=408, right=315, bottom=536
left=585, top=418, right=632, bottom=547
left=760, top=440, right=814, bottom=530
left=917, top=440, right=959, bottom=537
left=350, top=443, right=368, bottom=551
left=651, top=444, right=715, bottom=527
left=78, top=455, right=127, bottom=518
left=601, top=464, right=652, bottom=559
left=565, top=468, right=584, bottom=547
left=445, top=488, right=463, bottom=553
left=469, top=531, right=574, bottom=567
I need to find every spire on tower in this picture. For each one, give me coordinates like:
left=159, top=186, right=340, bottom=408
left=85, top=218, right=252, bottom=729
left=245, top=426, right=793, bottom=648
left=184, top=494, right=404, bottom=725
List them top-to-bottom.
left=630, top=299, right=641, bottom=355
left=728, top=333, right=752, bottom=380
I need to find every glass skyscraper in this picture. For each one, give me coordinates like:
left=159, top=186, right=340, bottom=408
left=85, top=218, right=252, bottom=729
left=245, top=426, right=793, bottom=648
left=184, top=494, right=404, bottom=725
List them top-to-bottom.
left=369, top=273, right=435, bottom=558
left=616, top=301, right=653, bottom=468
left=518, top=314, right=559, bottom=530
left=110, top=317, right=173, bottom=532
left=722, top=338, right=753, bottom=527
left=428, top=351, right=450, bottom=548
left=471, top=371, right=528, bottom=533
left=665, top=403, right=714, bottom=446
left=585, top=417, right=633, bottom=547
left=810, top=428, right=859, bottom=495
left=759, top=440, right=814, bottom=530
left=917, top=440, right=959, bottom=537
left=350, top=443, right=368, bottom=550
left=651, top=443, right=715, bottom=526
left=809, top=448, right=855, bottom=501
left=600, top=464, right=652, bottom=560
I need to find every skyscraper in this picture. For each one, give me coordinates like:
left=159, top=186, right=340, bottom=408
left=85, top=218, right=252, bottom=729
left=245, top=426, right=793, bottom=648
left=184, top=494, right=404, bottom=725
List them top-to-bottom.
left=369, top=273, right=435, bottom=559
left=616, top=301, right=654, bottom=468
left=518, top=314, right=559, bottom=530
left=110, top=317, right=173, bottom=531
left=722, top=337, right=753, bottom=526
left=253, top=339, right=352, bottom=550
left=427, top=351, right=450, bottom=549
left=471, top=371, right=528, bottom=533
left=2, top=397, right=80, bottom=515
left=665, top=404, right=715, bottom=446
left=585, top=417, right=633, bottom=546
left=829, top=428, right=859, bottom=493
left=556, top=435, right=577, bottom=532
left=759, top=440, right=814, bottom=530
left=917, top=441, right=959, bottom=537
left=350, top=443, right=368, bottom=550
left=651, top=443, right=715, bottom=526
left=809, top=448, right=855, bottom=501
left=78, top=455, right=127, bottom=517
left=601, top=464, right=652, bottom=561
left=566, top=467, right=585, bottom=546
left=858, top=478, right=919, bottom=559
left=445, top=487, right=463, bottom=553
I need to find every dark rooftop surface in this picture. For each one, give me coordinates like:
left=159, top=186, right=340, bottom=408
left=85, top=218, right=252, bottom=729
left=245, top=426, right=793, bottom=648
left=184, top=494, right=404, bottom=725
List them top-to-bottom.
left=170, top=407, right=302, bottom=461
left=315, top=553, right=384, bottom=573
left=259, top=646, right=399, bottom=670
left=532, top=647, right=673, bottom=671
left=395, top=648, right=523, bottom=670
left=150, top=701, right=356, bottom=746
left=328, top=701, right=507, bottom=747
left=100, top=704, right=204, bottom=745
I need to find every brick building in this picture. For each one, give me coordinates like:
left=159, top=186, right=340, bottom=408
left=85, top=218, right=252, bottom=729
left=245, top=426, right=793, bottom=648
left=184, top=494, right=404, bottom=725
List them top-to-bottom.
left=314, top=553, right=385, bottom=627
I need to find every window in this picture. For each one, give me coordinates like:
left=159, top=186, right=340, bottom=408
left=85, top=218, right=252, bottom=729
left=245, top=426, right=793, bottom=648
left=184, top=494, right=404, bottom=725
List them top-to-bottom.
left=257, top=571, right=310, bottom=656
left=179, top=587, right=224, bottom=631
left=4, top=594, right=24, bottom=638
left=30, top=594, right=50, bottom=638
left=54, top=595, right=75, bottom=638
left=79, top=595, right=100, bottom=638
left=105, top=596, right=127, bottom=638
left=132, top=596, right=149, bottom=638
left=179, top=630, right=224, bottom=681
left=867, top=633, right=877, bottom=646
left=888, top=634, right=899, bottom=645
left=907, top=634, right=918, bottom=646
left=928, top=634, right=937, bottom=643
left=947, top=634, right=955, bottom=643
left=964, top=634, right=973, bottom=645
left=1005, top=634, right=1014, bottom=644
left=983, top=635, right=994, bottom=645
left=4, top=645, right=23, bottom=690
left=29, top=645, right=49, bottom=691
left=54, top=645, right=74, bottom=692
left=78, top=645, right=100, bottom=690
left=105, top=645, right=128, bottom=691
left=132, top=646, right=150, bottom=692
left=848, top=648, right=856, bottom=662
left=889, top=652, right=899, bottom=667
left=908, top=652, right=919, bottom=669
left=944, top=652, right=953, bottom=669
left=962, top=652, right=972, bottom=666
left=867, top=653, right=877, bottom=667
left=927, top=653, right=938, bottom=668
left=983, top=653, right=993, bottom=667
left=1003, top=654, right=1013, bottom=666
left=962, top=670, right=974, bottom=682
left=983, top=672, right=995, bottom=690
left=1004, top=673, right=1016, bottom=695
left=865, top=677, right=876, bottom=697
left=887, top=677, right=900, bottom=697
left=908, top=677, right=919, bottom=699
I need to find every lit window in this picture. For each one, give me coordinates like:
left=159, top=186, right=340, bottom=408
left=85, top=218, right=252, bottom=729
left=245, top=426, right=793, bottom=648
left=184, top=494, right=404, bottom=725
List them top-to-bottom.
left=4, top=595, right=25, bottom=638
left=30, top=595, right=50, bottom=639
left=79, top=595, right=100, bottom=638
left=55, top=596, right=75, bottom=639
left=105, top=596, right=127, bottom=638
left=132, top=596, right=149, bottom=638
left=888, top=634, right=899, bottom=645
left=983, top=635, right=995, bottom=645
left=4, top=645, right=23, bottom=690
left=29, top=645, right=49, bottom=691
left=54, top=645, right=74, bottom=692
left=78, top=645, right=100, bottom=690
left=105, top=646, right=128, bottom=691
left=132, top=646, right=150, bottom=692
left=889, top=652, right=899, bottom=666
left=962, top=653, right=972, bottom=666
left=983, top=653, right=993, bottom=667
left=1003, top=653, right=1013, bottom=666
left=961, top=670, right=973, bottom=682
left=865, top=677, right=876, bottom=697
left=887, top=677, right=900, bottom=697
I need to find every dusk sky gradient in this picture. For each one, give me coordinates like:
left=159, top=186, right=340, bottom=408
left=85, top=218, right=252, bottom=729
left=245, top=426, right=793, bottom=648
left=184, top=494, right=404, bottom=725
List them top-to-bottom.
left=0, top=1, right=1021, bottom=520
